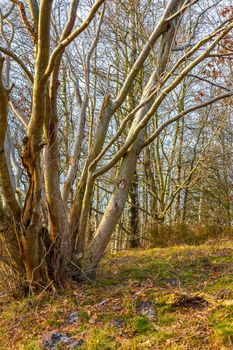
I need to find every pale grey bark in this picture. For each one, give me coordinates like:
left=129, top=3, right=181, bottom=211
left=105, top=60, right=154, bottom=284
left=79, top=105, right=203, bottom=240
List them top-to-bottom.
left=81, top=4, right=182, bottom=274
left=62, top=7, right=105, bottom=205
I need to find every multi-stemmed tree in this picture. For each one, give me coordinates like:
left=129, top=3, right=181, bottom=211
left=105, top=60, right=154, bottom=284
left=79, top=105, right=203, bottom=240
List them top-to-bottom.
left=0, top=0, right=232, bottom=291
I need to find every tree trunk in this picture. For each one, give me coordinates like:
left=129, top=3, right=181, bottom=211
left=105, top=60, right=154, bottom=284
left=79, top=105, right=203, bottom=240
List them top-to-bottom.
left=19, top=0, right=53, bottom=288
left=81, top=14, right=180, bottom=275
left=129, top=172, right=140, bottom=248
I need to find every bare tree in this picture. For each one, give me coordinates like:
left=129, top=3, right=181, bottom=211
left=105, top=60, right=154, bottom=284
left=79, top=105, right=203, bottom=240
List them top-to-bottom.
left=0, top=0, right=232, bottom=291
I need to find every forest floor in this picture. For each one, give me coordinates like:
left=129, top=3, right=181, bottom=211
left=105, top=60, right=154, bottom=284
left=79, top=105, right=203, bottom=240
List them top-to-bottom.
left=0, top=240, right=233, bottom=350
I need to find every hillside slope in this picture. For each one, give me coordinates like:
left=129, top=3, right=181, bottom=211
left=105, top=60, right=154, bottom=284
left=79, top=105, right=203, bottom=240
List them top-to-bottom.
left=0, top=241, right=233, bottom=350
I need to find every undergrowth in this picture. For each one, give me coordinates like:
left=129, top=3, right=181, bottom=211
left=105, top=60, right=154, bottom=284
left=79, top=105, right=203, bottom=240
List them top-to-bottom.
left=0, top=239, right=232, bottom=350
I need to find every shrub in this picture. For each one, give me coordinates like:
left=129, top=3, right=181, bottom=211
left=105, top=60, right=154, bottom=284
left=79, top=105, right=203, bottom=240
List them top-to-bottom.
left=150, top=223, right=233, bottom=247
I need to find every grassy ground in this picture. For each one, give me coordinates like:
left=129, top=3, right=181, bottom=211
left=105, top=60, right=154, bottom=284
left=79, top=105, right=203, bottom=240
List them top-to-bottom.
left=0, top=240, right=233, bottom=349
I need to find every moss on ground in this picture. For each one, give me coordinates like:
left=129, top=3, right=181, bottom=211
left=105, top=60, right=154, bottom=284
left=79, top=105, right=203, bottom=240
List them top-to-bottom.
left=0, top=240, right=232, bottom=350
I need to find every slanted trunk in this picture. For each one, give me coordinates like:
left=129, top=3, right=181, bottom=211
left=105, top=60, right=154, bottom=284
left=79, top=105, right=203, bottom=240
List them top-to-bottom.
left=81, top=5, right=181, bottom=276
left=0, top=56, right=24, bottom=273
left=70, top=95, right=113, bottom=251
left=81, top=147, right=139, bottom=277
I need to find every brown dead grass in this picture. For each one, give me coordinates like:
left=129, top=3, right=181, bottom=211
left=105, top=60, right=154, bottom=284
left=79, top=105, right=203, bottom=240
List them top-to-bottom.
left=0, top=239, right=232, bottom=350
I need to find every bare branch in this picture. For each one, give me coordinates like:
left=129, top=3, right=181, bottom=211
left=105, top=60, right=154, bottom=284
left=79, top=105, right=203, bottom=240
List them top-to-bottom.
left=10, top=0, right=34, bottom=37
left=43, top=0, right=105, bottom=80
left=0, top=46, right=33, bottom=82
left=143, top=90, right=233, bottom=147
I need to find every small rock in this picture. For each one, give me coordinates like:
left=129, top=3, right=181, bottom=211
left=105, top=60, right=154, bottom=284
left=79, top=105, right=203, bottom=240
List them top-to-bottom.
left=166, top=279, right=178, bottom=286
left=137, top=301, right=156, bottom=319
left=65, top=311, right=79, bottom=324
left=109, top=318, right=124, bottom=327
left=41, top=331, right=83, bottom=350
left=50, top=332, right=71, bottom=344
left=67, top=339, right=84, bottom=349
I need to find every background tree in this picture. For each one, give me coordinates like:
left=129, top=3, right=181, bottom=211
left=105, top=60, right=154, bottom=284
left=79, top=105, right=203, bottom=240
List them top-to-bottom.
left=0, top=0, right=232, bottom=292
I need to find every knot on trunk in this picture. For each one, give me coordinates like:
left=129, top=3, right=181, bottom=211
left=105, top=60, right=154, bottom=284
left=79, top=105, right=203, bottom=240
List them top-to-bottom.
left=21, top=136, right=34, bottom=178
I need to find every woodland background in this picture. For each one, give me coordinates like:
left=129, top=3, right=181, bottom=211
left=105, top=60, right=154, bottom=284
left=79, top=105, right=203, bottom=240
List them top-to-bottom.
left=0, top=0, right=232, bottom=294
